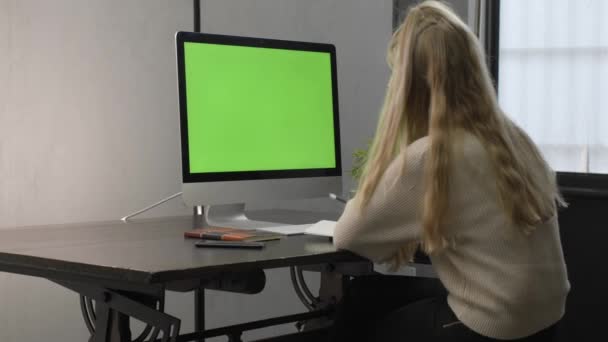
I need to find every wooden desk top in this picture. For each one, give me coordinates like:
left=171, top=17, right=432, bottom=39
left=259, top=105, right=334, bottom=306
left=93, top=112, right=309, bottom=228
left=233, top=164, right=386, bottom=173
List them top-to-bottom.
left=0, top=211, right=360, bottom=288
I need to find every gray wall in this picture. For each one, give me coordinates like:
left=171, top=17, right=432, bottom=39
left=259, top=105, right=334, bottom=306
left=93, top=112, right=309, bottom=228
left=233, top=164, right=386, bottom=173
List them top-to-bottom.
left=0, top=0, right=392, bottom=341
left=209, top=0, right=394, bottom=211
left=394, top=0, right=469, bottom=27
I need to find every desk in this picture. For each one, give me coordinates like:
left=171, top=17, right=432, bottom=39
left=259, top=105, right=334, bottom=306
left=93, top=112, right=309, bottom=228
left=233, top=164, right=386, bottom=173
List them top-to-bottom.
left=0, top=211, right=371, bottom=342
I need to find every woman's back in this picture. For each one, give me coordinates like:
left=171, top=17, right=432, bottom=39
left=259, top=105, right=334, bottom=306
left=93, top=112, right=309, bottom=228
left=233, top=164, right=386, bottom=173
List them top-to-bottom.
left=334, top=131, right=569, bottom=339
left=434, top=132, right=570, bottom=338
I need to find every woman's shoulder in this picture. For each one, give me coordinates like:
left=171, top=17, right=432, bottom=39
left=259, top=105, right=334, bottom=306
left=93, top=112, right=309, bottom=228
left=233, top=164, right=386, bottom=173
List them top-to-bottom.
left=459, top=131, right=486, bottom=153
left=407, top=132, right=484, bottom=156
left=452, top=132, right=495, bottom=174
left=401, top=133, right=492, bottom=169
left=401, top=133, right=488, bottom=170
left=405, top=136, right=431, bottom=158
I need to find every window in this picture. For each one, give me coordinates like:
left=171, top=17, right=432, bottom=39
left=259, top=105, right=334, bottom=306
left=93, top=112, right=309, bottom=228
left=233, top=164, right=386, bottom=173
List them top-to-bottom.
left=498, top=0, right=608, bottom=173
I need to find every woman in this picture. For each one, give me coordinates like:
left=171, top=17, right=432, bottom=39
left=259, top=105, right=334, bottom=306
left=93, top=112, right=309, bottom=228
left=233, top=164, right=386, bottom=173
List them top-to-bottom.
left=332, top=1, right=570, bottom=341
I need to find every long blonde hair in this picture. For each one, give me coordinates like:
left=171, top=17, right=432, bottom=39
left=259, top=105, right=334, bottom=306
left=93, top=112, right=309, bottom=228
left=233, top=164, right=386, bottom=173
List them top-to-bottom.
left=358, top=1, right=563, bottom=254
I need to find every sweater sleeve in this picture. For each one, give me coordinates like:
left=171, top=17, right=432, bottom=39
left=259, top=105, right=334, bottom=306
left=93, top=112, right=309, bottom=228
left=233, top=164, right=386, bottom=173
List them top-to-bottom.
left=333, top=138, right=428, bottom=262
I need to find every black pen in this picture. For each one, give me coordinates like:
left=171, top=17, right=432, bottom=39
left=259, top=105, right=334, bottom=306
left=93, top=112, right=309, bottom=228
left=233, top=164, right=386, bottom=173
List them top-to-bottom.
left=329, top=193, right=348, bottom=204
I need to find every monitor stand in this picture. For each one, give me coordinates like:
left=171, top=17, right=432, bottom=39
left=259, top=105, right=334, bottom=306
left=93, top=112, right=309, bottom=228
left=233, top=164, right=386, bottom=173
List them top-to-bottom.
left=120, top=192, right=292, bottom=229
left=197, top=203, right=287, bottom=229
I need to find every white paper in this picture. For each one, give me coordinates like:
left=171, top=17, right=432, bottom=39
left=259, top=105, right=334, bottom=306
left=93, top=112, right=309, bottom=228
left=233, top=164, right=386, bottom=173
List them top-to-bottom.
left=304, top=220, right=336, bottom=237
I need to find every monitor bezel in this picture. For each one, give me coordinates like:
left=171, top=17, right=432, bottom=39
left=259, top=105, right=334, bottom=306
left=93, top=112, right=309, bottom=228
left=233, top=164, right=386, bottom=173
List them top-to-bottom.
left=176, top=31, right=342, bottom=183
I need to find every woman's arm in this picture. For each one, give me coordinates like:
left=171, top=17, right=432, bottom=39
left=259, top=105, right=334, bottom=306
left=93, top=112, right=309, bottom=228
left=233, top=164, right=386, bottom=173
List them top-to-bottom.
left=334, top=138, right=428, bottom=262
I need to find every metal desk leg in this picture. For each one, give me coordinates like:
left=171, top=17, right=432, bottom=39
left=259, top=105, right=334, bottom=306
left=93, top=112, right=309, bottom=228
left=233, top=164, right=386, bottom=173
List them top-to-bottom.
left=296, top=262, right=372, bottom=331
left=294, top=266, right=347, bottom=331
left=318, top=270, right=346, bottom=308
left=56, top=280, right=179, bottom=342
left=195, top=288, right=205, bottom=342
left=89, top=302, right=131, bottom=342
left=90, top=302, right=111, bottom=342
left=108, top=310, right=132, bottom=342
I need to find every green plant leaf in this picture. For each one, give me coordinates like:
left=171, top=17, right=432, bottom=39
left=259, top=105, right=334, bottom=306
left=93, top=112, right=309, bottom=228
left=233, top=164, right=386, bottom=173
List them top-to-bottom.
left=350, top=141, right=371, bottom=181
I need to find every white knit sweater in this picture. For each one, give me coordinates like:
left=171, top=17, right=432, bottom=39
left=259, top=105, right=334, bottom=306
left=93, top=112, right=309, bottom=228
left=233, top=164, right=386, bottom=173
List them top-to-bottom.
left=334, top=134, right=570, bottom=340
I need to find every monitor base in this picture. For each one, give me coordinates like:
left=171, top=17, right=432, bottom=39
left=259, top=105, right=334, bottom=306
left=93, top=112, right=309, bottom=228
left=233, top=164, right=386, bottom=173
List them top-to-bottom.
left=202, top=203, right=287, bottom=230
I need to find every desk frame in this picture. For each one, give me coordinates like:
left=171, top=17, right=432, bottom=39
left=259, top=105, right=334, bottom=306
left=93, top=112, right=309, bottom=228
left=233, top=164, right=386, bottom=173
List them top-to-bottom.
left=0, top=214, right=432, bottom=342
left=65, top=261, right=371, bottom=342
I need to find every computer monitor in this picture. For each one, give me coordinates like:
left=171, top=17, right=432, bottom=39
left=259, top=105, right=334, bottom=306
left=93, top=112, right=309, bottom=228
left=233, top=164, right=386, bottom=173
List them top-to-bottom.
left=175, top=32, right=342, bottom=228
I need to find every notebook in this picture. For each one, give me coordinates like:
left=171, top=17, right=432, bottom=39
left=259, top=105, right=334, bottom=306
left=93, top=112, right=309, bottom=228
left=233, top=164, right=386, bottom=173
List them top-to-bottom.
left=304, top=220, right=336, bottom=238
left=184, top=227, right=283, bottom=242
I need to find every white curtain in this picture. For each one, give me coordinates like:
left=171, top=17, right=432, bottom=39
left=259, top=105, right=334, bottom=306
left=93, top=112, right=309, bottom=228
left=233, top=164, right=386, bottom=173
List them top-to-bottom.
left=498, top=0, right=608, bottom=173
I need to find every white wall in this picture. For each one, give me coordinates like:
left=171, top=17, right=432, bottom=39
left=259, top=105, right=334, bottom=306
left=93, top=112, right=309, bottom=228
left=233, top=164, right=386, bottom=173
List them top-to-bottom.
left=0, top=0, right=393, bottom=341
left=0, top=0, right=193, bottom=228
left=0, top=1, right=193, bottom=341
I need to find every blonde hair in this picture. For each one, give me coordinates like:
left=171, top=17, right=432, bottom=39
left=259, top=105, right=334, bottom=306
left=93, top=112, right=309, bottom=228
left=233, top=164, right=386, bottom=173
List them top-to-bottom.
left=358, top=1, right=564, bottom=254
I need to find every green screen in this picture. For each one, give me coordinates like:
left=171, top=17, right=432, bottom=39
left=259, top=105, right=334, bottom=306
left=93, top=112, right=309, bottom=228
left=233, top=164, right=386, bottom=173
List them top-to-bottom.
left=184, top=42, right=336, bottom=173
